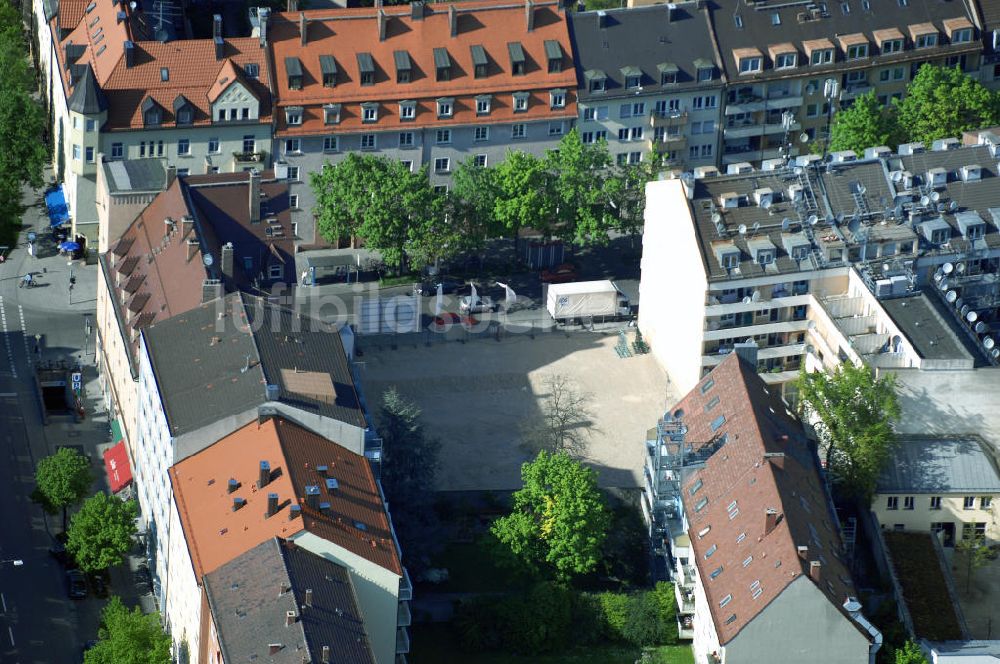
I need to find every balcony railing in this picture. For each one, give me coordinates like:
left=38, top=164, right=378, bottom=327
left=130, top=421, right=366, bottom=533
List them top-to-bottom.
left=649, top=110, right=688, bottom=127
left=724, top=120, right=801, bottom=139
left=233, top=151, right=263, bottom=163
left=399, top=566, right=413, bottom=601
left=675, top=583, right=696, bottom=614
left=397, top=600, right=412, bottom=627
left=678, top=615, right=695, bottom=640
left=396, top=627, right=410, bottom=654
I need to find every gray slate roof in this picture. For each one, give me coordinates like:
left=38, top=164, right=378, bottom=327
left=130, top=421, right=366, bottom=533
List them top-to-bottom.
left=568, top=3, right=722, bottom=101
left=68, top=64, right=108, bottom=114
left=102, top=159, right=167, bottom=194
left=143, top=292, right=366, bottom=439
left=877, top=437, right=1000, bottom=494
left=204, top=538, right=375, bottom=664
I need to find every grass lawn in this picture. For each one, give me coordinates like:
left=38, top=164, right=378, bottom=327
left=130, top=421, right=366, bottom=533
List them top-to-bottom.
left=408, top=623, right=693, bottom=664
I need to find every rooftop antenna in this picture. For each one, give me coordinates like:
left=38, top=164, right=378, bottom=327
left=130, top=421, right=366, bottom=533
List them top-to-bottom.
left=930, top=191, right=940, bottom=203
left=949, top=200, right=959, bottom=212
left=825, top=213, right=835, bottom=225
left=807, top=214, right=819, bottom=226
left=781, top=218, right=792, bottom=231
left=751, top=222, right=760, bottom=237
left=738, top=224, right=748, bottom=236
left=241, top=354, right=251, bottom=374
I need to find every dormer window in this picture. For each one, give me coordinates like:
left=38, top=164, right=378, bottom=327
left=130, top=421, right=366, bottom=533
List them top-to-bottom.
left=951, top=27, right=972, bottom=43
left=915, top=32, right=937, bottom=48
left=883, top=39, right=903, bottom=53
left=545, top=40, right=563, bottom=73
left=508, top=42, right=526, bottom=76
left=846, top=43, right=868, bottom=59
left=471, top=45, right=488, bottom=78
left=434, top=48, right=452, bottom=82
left=810, top=48, right=834, bottom=65
left=394, top=50, right=412, bottom=84
left=357, top=52, right=375, bottom=87
left=775, top=53, right=796, bottom=68
left=319, top=55, right=337, bottom=87
left=285, top=57, right=303, bottom=90
left=740, top=57, right=762, bottom=74
left=694, top=59, right=714, bottom=82
left=245, top=63, right=259, bottom=80
left=658, top=63, right=678, bottom=85
left=621, top=66, right=642, bottom=89
left=585, top=70, right=606, bottom=93
left=549, top=89, right=566, bottom=109
left=512, top=92, right=529, bottom=113
left=173, top=95, right=194, bottom=125
left=475, top=95, right=491, bottom=115
left=141, top=98, right=162, bottom=127
left=436, top=98, right=454, bottom=118
left=399, top=101, right=416, bottom=121
left=361, top=102, right=378, bottom=123
left=323, top=104, right=341, bottom=125
left=285, top=106, right=303, bottom=126
left=757, top=249, right=776, bottom=265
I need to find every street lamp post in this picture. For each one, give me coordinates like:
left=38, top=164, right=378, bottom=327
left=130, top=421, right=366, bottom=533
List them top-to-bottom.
left=821, top=78, right=840, bottom=162
left=84, top=315, right=92, bottom=357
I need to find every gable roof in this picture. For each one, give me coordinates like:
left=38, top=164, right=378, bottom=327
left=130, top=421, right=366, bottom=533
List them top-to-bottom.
left=672, top=353, right=865, bottom=645
left=170, top=417, right=401, bottom=580
left=204, top=538, right=376, bottom=664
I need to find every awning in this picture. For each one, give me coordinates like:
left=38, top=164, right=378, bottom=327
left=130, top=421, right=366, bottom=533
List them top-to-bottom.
left=45, top=186, right=69, bottom=228
left=103, top=440, right=133, bottom=493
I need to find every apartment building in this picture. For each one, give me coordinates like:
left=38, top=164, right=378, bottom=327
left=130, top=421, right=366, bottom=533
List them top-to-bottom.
left=36, top=0, right=273, bottom=246
left=267, top=0, right=578, bottom=244
left=707, top=0, right=983, bottom=166
left=567, top=2, right=725, bottom=170
left=638, top=138, right=1000, bottom=399
left=96, top=169, right=293, bottom=479
left=132, top=293, right=374, bottom=621
left=643, top=351, right=881, bottom=664
left=168, top=417, right=407, bottom=663
left=872, top=436, right=1000, bottom=546
left=203, top=537, right=377, bottom=664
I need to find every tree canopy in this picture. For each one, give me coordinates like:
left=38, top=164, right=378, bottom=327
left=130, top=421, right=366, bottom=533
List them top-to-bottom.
left=894, top=65, right=1000, bottom=148
left=829, top=91, right=895, bottom=155
left=795, top=363, right=900, bottom=503
left=32, top=447, right=93, bottom=530
left=491, top=451, right=610, bottom=579
left=67, top=494, right=138, bottom=573
left=84, top=597, right=172, bottom=664
left=893, top=640, right=929, bottom=664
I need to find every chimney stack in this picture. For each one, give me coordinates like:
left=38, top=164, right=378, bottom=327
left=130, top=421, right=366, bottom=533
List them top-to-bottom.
left=287, top=0, right=296, bottom=10
left=525, top=0, right=534, bottom=31
left=411, top=1, right=424, bottom=20
left=449, top=5, right=457, bottom=36
left=258, top=8, right=270, bottom=48
left=377, top=9, right=386, bottom=41
left=300, top=12, right=307, bottom=46
left=213, top=15, right=224, bottom=59
left=124, top=40, right=134, bottom=67
left=165, top=165, right=177, bottom=190
left=248, top=170, right=261, bottom=223
left=181, top=215, right=194, bottom=238
left=186, top=238, right=200, bottom=262
left=221, top=242, right=234, bottom=281
left=202, top=279, right=222, bottom=303
left=733, top=340, right=759, bottom=369
left=258, top=460, right=271, bottom=488
left=227, top=478, right=239, bottom=494
left=305, top=485, right=320, bottom=510
left=267, top=492, right=279, bottom=517
left=232, top=497, right=246, bottom=511
left=289, top=504, right=302, bottom=520
left=764, top=508, right=779, bottom=535
left=797, top=545, right=809, bottom=560
left=809, top=560, right=822, bottom=582
left=305, top=588, right=313, bottom=607
left=285, top=610, right=296, bottom=627
left=321, top=645, right=330, bottom=663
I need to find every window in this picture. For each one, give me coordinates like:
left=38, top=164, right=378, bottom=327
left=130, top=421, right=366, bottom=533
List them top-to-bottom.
left=771, top=11, right=781, bottom=24
left=952, top=28, right=972, bottom=44
left=915, top=33, right=938, bottom=48
left=882, top=39, right=903, bottom=54
left=846, top=44, right=868, bottom=59
left=810, top=49, right=834, bottom=65
left=775, top=53, right=796, bottom=69
left=739, top=57, right=762, bottom=74
left=245, top=63, right=259, bottom=79
left=697, top=66, right=714, bottom=82
left=160, top=67, right=169, bottom=82
left=879, top=69, right=890, bottom=82
left=661, top=70, right=677, bottom=85
left=846, top=70, right=866, bottom=83
left=625, top=75, right=641, bottom=89
left=589, top=76, right=606, bottom=93
left=550, top=91, right=566, bottom=109
left=513, top=93, right=529, bottom=112
left=476, top=97, right=491, bottom=115
left=437, top=99, right=454, bottom=118
left=399, top=102, right=416, bottom=121
left=362, top=104, right=378, bottom=123
left=619, top=104, right=633, bottom=120
left=324, top=105, right=341, bottom=125
left=242, top=107, right=250, bottom=120
left=144, top=108, right=161, bottom=127
left=229, top=108, right=239, bottom=121
left=286, top=108, right=303, bottom=126
left=583, top=108, right=596, bottom=121
left=218, top=109, right=226, bottom=121
left=72, top=116, right=79, bottom=130
left=85, top=118, right=97, bottom=132
left=548, top=122, right=564, bottom=136
left=512, top=124, right=526, bottom=139
left=474, top=126, right=489, bottom=142
left=630, top=127, right=643, bottom=141
left=618, top=128, right=629, bottom=141
left=435, top=129, right=451, bottom=145
left=595, top=130, right=607, bottom=141
left=582, top=131, right=595, bottom=144
left=398, top=132, right=414, bottom=148
left=360, top=134, right=376, bottom=150
left=243, top=136, right=256, bottom=153
left=323, top=136, right=338, bottom=152
left=208, top=138, right=220, bottom=154
left=284, top=138, right=300, bottom=154
left=178, top=139, right=190, bottom=156
left=157, top=141, right=164, bottom=157
left=111, top=143, right=123, bottom=159
left=701, top=144, right=713, bottom=158
left=85, top=146, right=95, bottom=163
left=617, top=153, right=628, bottom=166
left=474, top=154, right=487, bottom=168
left=434, top=157, right=450, bottom=173
left=400, top=160, right=413, bottom=172
left=287, top=166, right=300, bottom=181
left=209, top=167, right=220, bottom=174
left=176, top=168, right=189, bottom=176
left=434, top=185, right=448, bottom=194
left=756, top=249, right=775, bottom=265
left=269, top=264, right=283, bottom=279
left=701, top=378, right=715, bottom=394
left=705, top=396, right=720, bottom=412
left=710, top=415, right=726, bottom=432
left=690, top=479, right=704, bottom=495
left=886, top=496, right=899, bottom=510
left=903, top=496, right=914, bottom=510
left=930, top=496, right=942, bottom=510
left=695, top=497, right=709, bottom=512
left=982, top=497, right=993, bottom=509
left=962, top=522, right=987, bottom=540
left=705, top=544, right=718, bottom=558
left=743, top=556, right=753, bottom=568
left=710, top=566, right=723, bottom=579
left=719, top=594, right=732, bottom=608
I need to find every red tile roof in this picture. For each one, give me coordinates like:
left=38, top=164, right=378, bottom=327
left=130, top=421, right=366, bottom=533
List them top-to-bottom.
left=268, top=0, right=577, bottom=136
left=672, top=353, right=865, bottom=645
left=170, top=417, right=401, bottom=580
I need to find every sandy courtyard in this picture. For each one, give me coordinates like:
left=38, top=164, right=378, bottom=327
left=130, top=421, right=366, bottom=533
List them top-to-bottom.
left=358, top=331, right=672, bottom=491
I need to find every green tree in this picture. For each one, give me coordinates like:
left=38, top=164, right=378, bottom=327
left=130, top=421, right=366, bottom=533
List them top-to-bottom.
left=894, top=65, right=1000, bottom=147
left=830, top=91, right=896, bottom=154
left=545, top=129, right=616, bottom=244
left=492, top=150, right=558, bottom=238
left=603, top=156, right=657, bottom=238
left=446, top=157, right=504, bottom=254
left=796, top=364, right=900, bottom=504
left=377, top=387, right=442, bottom=568
left=32, top=447, right=93, bottom=531
left=491, top=451, right=610, bottom=579
left=66, top=493, right=138, bottom=573
left=955, top=534, right=992, bottom=593
left=84, top=596, right=171, bottom=664
left=893, top=640, right=929, bottom=664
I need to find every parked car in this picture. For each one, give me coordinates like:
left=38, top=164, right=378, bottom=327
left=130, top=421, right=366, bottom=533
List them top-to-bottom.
left=540, top=263, right=577, bottom=283
left=417, top=278, right=464, bottom=296
left=459, top=295, right=497, bottom=313
left=66, top=570, right=87, bottom=600
left=88, top=571, right=109, bottom=598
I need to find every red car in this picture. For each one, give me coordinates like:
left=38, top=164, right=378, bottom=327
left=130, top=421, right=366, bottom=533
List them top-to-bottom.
left=541, top=263, right=577, bottom=283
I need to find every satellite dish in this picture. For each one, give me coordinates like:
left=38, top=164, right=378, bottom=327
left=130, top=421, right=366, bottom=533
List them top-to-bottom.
left=799, top=133, right=810, bottom=144
left=891, top=171, right=903, bottom=183
left=858, top=184, right=867, bottom=195
left=931, top=191, right=940, bottom=202
left=919, top=196, right=930, bottom=207
left=762, top=199, right=773, bottom=210
left=949, top=200, right=959, bottom=211
left=937, top=203, right=946, bottom=213
left=825, top=213, right=835, bottom=225
left=835, top=213, right=845, bottom=225
left=807, top=214, right=819, bottom=226
left=847, top=216, right=861, bottom=234
left=781, top=218, right=792, bottom=231
left=751, top=222, right=761, bottom=235
left=738, top=224, right=747, bottom=235
left=203, top=253, right=214, bottom=267
left=943, top=262, right=954, bottom=275
left=956, top=262, right=966, bottom=274
left=934, top=270, right=944, bottom=282
left=939, top=280, right=949, bottom=291
left=751, top=290, right=761, bottom=302
left=946, top=290, right=958, bottom=303
left=742, top=296, right=753, bottom=304
left=955, top=297, right=964, bottom=310
left=961, top=305, right=970, bottom=317
left=968, top=311, right=979, bottom=323
left=975, top=321, right=988, bottom=334
left=985, top=336, right=996, bottom=351
left=992, top=347, right=1000, bottom=360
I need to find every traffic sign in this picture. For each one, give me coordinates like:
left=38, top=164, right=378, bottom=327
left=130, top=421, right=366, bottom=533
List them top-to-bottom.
left=71, top=372, right=81, bottom=383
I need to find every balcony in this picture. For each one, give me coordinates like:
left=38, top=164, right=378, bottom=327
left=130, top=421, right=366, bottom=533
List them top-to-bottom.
left=841, top=82, right=873, bottom=100
left=725, top=94, right=803, bottom=115
left=649, top=110, right=688, bottom=127
left=723, top=120, right=801, bottom=140
left=650, top=134, right=687, bottom=153
left=232, top=151, right=263, bottom=164
left=704, top=318, right=812, bottom=341
left=399, top=566, right=413, bottom=601
left=675, top=584, right=696, bottom=615
left=397, top=600, right=412, bottom=627
left=678, top=614, right=695, bottom=640
left=396, top=627, right=410, bottom=654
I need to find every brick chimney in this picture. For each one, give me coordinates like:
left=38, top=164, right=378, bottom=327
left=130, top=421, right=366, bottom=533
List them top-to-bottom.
left=525, top=0, right=534, bottom=31
left=411, top=1, right=424, bottom=20
left=449, top=5, right=457, bottom=36
left=377, top=9, right=386, bottom=41
left=300, top=12, right=307, bottom=46
left=213, top=15, right=224, bottom=59
left=165, top=165, right=177, bottom=190
left=248, top=170, right=261, bottom=223
left=181, top=215, right=194, bottom=238
left=221, top=242, right=234, bottom=281
left=201, top=279, right=222, bottom=303
left=258, top=460, right=271, bottom=488
left=227, top=478, right=239, bottom=494
left=266, top=492, right=279, bottom=517
left=764, top=508, right=779, bottom=535
left=797, top=545, right=809, bottom=560
left=809, top=560, right=822, bottom=582
left=304, top=588, right=313, bottom=607
left=284, top=611, right=296, bottom=627
left=321, top=645, right=330, bottom=663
